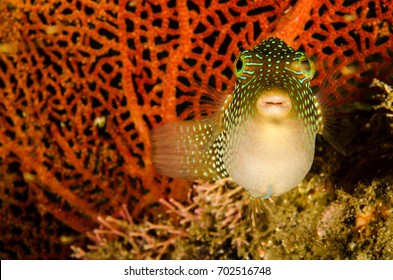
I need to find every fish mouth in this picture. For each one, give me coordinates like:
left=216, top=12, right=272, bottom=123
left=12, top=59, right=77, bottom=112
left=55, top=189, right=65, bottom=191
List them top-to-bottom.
left=257, top=93, right=292, bottom=116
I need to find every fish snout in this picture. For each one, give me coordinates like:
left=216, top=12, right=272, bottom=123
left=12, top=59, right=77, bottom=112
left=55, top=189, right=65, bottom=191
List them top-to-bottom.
left=257, top=92, right=292, bottom=118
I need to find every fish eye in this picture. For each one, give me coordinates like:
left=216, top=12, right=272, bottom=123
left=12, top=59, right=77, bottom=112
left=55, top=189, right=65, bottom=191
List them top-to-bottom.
left=234, top=55, right=246, bottom=78
left=299, top=56, right=314, bottom=79
left=300, top=58, right=311, bottom=72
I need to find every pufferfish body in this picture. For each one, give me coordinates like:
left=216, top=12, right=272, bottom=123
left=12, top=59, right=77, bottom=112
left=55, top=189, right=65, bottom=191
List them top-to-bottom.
left=151, top=37, right=343, bottom=216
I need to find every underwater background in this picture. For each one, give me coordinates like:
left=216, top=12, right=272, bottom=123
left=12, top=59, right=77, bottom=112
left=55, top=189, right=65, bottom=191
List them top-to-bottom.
left=0, top=0, right=393, bottom=259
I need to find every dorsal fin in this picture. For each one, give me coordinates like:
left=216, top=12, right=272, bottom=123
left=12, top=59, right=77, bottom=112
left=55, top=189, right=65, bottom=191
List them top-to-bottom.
left=182, top=81, right=231, bottom=120
left=184, top=82, right=232, bottom=149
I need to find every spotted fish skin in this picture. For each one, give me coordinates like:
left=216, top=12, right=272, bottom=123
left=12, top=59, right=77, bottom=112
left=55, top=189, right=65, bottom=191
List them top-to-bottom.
left=151, top=37, right=324, bottom=199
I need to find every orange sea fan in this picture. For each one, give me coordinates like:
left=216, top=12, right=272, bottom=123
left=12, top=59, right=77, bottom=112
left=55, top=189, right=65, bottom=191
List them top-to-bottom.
left=0, top=0, right=392, bottom=258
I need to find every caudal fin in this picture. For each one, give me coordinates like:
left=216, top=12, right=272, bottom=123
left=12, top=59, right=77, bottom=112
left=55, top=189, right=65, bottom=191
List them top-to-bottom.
left=151, top=83, right=231, bottom=180
left=151, top=118, right=222, bottom=180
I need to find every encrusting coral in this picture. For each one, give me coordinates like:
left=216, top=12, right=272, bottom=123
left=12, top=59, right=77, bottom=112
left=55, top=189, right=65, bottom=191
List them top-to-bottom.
left=1, top=0, right=393, bottom=258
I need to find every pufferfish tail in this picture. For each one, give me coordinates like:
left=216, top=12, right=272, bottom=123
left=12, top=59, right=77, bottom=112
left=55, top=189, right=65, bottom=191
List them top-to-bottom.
left=151, top=83, right=231, bottom=180
left=151, top=118, right=221, bottom=180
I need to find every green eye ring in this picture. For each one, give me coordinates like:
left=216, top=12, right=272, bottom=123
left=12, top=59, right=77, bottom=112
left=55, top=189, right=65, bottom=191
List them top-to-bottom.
left=234, top=55, right=246, bottom=78
left=299, top=56, right=314, bottom=79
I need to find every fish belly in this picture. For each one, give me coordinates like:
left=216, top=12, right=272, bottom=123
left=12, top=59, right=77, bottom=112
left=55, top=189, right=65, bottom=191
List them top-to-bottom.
left=225, top=117, right=316, bottom=198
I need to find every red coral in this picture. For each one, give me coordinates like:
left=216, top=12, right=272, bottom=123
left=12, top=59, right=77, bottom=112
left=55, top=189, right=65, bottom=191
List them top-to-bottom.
left=0, top=0, right=392, bottom=258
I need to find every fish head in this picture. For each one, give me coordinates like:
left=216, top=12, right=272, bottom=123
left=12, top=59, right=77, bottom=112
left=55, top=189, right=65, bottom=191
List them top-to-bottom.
left=232, top=37, right=317, bottom=127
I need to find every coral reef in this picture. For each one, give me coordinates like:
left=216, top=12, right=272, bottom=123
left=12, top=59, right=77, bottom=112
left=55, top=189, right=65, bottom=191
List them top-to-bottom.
left=0, top=0, right=392, bottom=258
left=72, top=174, right=393, bottom=260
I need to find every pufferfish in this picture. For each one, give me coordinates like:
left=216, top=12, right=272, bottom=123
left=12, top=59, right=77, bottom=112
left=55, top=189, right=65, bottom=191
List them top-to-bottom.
left=151, top=37, right=343, bottom=220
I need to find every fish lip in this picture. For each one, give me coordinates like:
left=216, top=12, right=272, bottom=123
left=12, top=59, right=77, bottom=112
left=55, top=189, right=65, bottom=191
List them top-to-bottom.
left=258, top=94, right=292, bottom=116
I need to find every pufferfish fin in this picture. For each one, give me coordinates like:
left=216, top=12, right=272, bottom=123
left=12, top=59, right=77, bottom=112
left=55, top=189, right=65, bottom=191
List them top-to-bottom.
left=315, top=63, right=370, bottom=155
left=182, top=82, right=232, bottom=149
left=151, top=84, right=231, bottom=180
left=246, top=197, right=273, bottom=228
